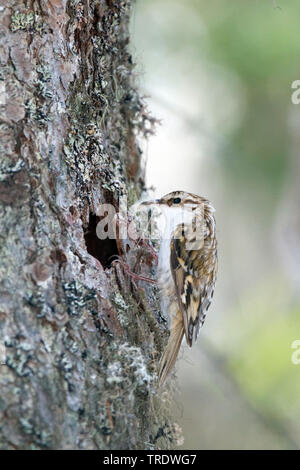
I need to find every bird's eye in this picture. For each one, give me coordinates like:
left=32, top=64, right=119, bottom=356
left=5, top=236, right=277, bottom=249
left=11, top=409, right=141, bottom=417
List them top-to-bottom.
left=173, top=197, right=181, bottom=204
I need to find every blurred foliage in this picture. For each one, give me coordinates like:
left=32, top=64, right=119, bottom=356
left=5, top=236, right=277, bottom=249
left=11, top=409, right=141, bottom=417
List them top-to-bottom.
left=136, top=0, right=300, bottom=203
left=193, top=0, right=300, bottom=199
left=229, top=282, right=300, bottom=412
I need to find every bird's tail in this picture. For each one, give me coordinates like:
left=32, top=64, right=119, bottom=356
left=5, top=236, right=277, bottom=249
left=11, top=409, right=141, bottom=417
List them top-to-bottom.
left=158, top=312, right=184, bottom=386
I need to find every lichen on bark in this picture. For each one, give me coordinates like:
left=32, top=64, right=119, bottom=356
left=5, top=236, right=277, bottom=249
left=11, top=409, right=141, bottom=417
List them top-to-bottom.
left=0, top=0, right=182, bottom=450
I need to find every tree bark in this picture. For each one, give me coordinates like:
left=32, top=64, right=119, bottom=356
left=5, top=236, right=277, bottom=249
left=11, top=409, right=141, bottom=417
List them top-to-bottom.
left=0, top=0, right=181, bottom=450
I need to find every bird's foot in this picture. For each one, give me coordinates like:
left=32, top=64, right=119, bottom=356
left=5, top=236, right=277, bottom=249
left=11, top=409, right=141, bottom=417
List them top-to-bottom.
left=112, top=258, right=157, bottom=288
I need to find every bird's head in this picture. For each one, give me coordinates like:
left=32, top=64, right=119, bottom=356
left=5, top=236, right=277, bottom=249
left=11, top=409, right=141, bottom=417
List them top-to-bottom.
left=140, top=191, right=216, bottom=242
left=142, top=191, right=214, bottom=212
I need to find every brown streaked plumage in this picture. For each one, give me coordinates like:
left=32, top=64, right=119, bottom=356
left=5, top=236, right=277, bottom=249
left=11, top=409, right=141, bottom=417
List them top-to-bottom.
left=143, top=191, right=218, bottom=385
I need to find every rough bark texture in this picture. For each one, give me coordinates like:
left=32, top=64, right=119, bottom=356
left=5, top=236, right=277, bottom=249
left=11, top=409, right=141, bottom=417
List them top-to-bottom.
left=0, top=0, right=181, bottom=450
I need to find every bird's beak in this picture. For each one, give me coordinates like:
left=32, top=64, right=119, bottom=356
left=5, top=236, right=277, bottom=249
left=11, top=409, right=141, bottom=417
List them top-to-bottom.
left=141, top=199, right=162, bottom=206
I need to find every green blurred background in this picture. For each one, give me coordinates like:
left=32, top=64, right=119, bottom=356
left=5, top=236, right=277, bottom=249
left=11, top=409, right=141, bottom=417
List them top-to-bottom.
left=131, top=0, right=300, bottom=449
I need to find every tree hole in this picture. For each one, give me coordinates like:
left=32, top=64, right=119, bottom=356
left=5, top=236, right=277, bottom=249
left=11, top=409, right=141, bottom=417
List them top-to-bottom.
left=84, top=213, right=118, bottom=269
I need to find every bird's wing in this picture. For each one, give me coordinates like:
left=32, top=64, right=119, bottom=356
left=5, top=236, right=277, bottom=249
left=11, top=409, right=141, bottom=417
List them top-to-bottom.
left=170, top=224, right=213, bottom=346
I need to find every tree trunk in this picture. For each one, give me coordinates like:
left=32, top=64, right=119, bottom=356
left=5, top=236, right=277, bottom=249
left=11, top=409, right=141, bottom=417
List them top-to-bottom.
left=0, top=0, right=181, bottom=450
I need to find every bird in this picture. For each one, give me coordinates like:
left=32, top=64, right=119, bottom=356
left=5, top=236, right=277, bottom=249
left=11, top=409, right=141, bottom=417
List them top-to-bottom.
left=142, top=191, right=218, bottom=385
